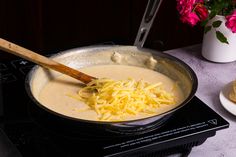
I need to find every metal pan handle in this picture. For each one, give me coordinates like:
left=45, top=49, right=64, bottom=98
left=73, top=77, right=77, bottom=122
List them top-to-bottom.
left=134, top=0, right=163, bottom=48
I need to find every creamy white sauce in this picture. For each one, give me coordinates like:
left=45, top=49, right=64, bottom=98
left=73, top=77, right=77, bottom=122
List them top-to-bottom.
left=111, top=52, right=122, bottom=63
left=145, top=56, right=158, bottom=69
left=38, top=64, right=184, bottom=121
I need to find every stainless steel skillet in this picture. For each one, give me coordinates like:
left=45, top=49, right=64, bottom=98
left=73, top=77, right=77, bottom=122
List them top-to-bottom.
left=25, top=0, right=198, bottom=136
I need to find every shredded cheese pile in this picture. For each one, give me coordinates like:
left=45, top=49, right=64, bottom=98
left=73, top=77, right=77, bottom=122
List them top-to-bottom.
left=72, top=78, right=175, bottom=121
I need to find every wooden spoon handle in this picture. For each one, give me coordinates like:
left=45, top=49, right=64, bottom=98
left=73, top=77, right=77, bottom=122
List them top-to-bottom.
left=0, top=38, right=96, bottom=84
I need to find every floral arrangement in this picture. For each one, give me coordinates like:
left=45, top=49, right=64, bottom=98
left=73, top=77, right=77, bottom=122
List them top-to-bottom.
left=176, top=0, right=236, bottom=44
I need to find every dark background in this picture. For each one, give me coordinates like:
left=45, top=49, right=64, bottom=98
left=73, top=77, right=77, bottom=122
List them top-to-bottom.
left=0, top=0, right=203, bottom=59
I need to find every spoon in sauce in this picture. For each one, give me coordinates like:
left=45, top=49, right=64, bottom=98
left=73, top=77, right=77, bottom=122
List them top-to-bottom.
left=0, top=38, right=96, bottom=84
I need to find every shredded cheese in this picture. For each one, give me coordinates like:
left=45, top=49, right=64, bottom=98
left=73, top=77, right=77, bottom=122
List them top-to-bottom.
left=71, top=78, right=175, bottom=121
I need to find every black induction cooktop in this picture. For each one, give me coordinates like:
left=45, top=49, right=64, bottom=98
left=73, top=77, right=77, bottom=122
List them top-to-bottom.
left=0, top=57, right=229, bottom=157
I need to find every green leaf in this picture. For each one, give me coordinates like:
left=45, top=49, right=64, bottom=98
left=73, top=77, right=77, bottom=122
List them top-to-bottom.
left=209, top=11, right=217, bottom=19
left=201, top=20, right=209, bottom=27
left=212, top=20, right=222, bottom=28
left=204, top=26, right=212, bottom=34
left=216, top=31, right=229, bottom=44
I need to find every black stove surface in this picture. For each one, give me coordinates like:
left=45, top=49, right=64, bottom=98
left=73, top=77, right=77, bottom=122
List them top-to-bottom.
left=0, top=57, right=229, bottom=157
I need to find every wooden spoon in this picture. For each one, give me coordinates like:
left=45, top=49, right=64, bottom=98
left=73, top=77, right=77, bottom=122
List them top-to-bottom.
left=0, top=38, right=96, bottom=84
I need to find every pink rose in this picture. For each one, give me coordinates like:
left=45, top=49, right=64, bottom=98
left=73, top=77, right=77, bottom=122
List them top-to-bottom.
left=176, top=0, right=205, bottom=26
left=177, top=0, right=195, bottom=14
left=177, top=0, right=204, bottom=14
left=194, top=3, right=209, bottom=21
left=225, top=10, right=236, bottom=33
left=180, top=12, right=200, bottom=26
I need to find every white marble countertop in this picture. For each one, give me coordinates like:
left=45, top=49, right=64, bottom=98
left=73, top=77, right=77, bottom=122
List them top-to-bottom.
left=164, top=44, right=236, bottom=157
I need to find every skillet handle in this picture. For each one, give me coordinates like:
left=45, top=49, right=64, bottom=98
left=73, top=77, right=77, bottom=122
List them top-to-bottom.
left=134, top=0, right=163, bottom=48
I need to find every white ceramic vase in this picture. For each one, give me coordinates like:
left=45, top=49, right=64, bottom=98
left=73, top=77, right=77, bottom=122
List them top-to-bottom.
left=202, top=15, right=236, bottom=63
